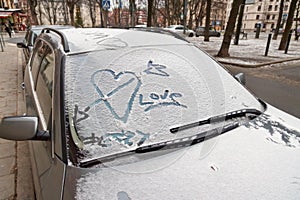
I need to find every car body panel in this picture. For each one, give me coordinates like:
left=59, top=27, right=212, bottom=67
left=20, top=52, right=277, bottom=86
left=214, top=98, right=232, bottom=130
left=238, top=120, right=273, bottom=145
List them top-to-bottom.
left=22, top=33, right=66, bottom=199
left=63, top=103, right=300, bottom=200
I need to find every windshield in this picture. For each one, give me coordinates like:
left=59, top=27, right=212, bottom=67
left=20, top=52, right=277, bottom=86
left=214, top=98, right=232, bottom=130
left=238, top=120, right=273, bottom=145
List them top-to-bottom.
left=64, top=29, right=264, bottom=162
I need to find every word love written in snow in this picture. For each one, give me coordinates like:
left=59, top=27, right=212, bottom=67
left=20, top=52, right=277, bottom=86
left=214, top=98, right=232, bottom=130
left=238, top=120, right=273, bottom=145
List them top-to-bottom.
left=139, top=89, right=187, bottom=112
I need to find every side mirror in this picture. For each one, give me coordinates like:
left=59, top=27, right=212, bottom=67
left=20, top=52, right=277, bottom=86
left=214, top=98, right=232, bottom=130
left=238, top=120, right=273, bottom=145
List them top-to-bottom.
left=17, top=42, right=27, bottom=49
left=234, top=73, right=246, bottom=85
left=0, top=116, right=50, bottom=141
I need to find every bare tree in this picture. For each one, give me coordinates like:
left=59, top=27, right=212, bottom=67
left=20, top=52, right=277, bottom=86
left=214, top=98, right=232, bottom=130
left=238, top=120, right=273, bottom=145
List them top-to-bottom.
left=28, top=0, right=39, bottom=25
left=42, top=0, right=53, bottom=24
left=62, top=0, right=70, bottom=24
left=66, top=0, right=81, bottom=26
left=88, top=0, right=97, bottom=27
left=96, top=0, right=104, bottom=27
left=147, top=0, right=154, bottom=27
left=188, top=0, right=201, bottom=29
left=195, top=0, right=206, bottom=27
left=204, top=0, right=211, bottom=41
left=217, top=0, right=244, bottom=57
left=273, top=0, right=284, bottom=40
left=279, top=0, right=297, bottom=50
left=295, top=0, right=300, bottom=40
left=38, top=1, right=44, bottom=25
left=51, top=1, right=60, bottom=24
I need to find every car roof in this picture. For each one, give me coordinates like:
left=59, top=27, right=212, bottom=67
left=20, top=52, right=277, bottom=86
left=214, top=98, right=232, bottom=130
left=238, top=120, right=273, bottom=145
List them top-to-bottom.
left=30, top=25, right=74, bottom=34
left=58, top=28, right=189, bottom=54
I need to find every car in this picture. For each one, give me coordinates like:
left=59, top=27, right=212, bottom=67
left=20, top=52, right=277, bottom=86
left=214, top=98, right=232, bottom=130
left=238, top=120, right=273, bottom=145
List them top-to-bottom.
left=17, top=25, right=74, bottom=64
left=164, top=25, right=195, bottom=37
left=195, top=26, right=221, bottom=37
left=1, top=27, right=300, bottom=199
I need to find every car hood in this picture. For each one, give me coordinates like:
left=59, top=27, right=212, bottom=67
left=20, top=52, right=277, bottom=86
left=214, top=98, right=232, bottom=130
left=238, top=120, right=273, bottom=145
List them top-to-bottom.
left=64, top=104, right=300, bottom=200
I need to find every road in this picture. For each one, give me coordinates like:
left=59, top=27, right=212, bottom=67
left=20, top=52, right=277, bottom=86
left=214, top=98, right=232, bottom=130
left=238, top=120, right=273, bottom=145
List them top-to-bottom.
left=224, top=62, right=300, bottom=118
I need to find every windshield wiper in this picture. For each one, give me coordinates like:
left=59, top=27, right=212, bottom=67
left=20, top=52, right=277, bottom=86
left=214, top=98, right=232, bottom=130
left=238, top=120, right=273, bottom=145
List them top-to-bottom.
left=79, top=108, right=261, bottom=168
left=170, top=108, right=261, bottom=133
left=79, top=122, right=239, bottom=168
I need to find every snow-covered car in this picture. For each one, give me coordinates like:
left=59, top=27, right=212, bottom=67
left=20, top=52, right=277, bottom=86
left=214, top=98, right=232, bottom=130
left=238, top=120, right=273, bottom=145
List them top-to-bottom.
left=17, top=25, right=74, bottom=64
left=164, top=25, right=195, bottom=37
left=0, top=28, right=300, bottom=199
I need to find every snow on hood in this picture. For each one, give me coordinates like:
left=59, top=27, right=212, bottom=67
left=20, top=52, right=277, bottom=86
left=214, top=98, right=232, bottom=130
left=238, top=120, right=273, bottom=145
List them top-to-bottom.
left=70, top=104, right=300, bottom=200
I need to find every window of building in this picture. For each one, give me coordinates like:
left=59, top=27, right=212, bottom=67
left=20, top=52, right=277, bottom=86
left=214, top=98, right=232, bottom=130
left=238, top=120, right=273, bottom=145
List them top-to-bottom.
left=258, top=5, right=261, bottom=11
left=268, top=5, right=272, bottom=11
left=275, top=5, right=278, bottom=11
left=284, top=5, right=288, bottom=11
left=256, top=15, right=260, bottom=20
left=266, top=15, right=270, bottom=20
left=272, top=15, right=276, bottom=20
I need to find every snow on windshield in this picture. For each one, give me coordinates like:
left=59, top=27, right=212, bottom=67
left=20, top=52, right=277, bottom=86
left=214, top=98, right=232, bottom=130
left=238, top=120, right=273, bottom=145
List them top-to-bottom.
left=64, top=32, right=263, bottom=160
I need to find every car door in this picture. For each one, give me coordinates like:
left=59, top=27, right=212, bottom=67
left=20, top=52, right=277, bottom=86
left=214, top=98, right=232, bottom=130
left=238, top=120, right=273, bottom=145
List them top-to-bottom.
left=24, top=38, right=65, bottom=200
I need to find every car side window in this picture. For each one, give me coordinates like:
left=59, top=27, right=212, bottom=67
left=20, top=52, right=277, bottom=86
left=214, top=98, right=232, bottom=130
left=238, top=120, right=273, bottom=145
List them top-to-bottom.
left=175, top=27, right=183, bottom=30
left=31, top=41, right=48, bottom=87
left=35, top=46, right=54, bottom=128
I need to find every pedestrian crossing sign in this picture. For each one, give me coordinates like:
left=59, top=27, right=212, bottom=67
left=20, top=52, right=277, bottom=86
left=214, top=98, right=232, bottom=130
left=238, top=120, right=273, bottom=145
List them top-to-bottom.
left=102, top=0, right=110, bottom=10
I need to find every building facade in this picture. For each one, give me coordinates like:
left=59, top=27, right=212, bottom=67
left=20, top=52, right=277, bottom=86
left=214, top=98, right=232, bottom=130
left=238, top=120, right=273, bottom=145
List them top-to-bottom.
left=226, top=0, right=293, bottom=32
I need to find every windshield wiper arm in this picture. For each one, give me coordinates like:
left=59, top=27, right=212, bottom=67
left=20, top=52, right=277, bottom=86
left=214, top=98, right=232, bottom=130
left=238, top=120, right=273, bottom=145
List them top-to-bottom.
left=170, top=108, right=261, bottom=133
left=79, top=121, right=241, bottom=168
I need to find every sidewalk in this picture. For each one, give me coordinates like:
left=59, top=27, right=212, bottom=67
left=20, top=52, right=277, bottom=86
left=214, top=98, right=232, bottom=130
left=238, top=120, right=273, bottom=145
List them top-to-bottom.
left=188, top=32, right=300, bottom=67
left=0, top=38, right=34, bottom=199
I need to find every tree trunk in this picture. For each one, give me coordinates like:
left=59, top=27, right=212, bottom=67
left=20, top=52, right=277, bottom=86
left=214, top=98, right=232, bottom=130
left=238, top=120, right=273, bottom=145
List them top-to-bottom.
left=28, top=0, right=39, bottom=25
left=62, top=0, right=69, bottom=25
left=67, top=0, right=80, bottom=26
left=88, top=0, right=96, bottom=27
left=147, top=0, right=154, bottom=27
left=204, top=0, right=211, bottom=41
left=217, top=0, right=243, bottom=57
left=234, top=0, right=245, bottom=45
left=273, top=0, right=284, bottom=40
left=278, top=0, right=297, bottom=50
left=38, top=1, right=43, bottom=25
left=295, top=1, right=300, bottom=40
left=69, top=5, right=75, bottom=26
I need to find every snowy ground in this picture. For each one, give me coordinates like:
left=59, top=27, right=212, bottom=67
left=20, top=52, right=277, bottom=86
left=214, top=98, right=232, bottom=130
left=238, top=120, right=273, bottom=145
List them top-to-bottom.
left=188, top=32, right=300, bottom=66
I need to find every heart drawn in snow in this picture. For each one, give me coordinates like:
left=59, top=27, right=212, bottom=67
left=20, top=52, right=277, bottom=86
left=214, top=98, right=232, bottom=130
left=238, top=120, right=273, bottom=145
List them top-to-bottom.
left=91, top=69, right=141, bottom=123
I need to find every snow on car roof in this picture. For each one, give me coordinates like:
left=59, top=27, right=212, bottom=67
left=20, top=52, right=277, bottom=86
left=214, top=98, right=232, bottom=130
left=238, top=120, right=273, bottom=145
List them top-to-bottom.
left=61, top=28, right=189, bottom=54
left=64, top=29, right=263, bottom=160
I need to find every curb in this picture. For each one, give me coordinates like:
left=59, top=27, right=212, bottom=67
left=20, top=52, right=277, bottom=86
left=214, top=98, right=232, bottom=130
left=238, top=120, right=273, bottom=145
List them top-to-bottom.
left=217, top=57, right=300, bottom=68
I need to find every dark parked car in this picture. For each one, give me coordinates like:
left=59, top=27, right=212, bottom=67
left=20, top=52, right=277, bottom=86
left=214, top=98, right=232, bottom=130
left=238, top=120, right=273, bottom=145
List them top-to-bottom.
left=17, top=25, right=74, bottom=64
left=195, top=26, right=221, bottom=37
left=1, top=27, right=300, bottom=199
